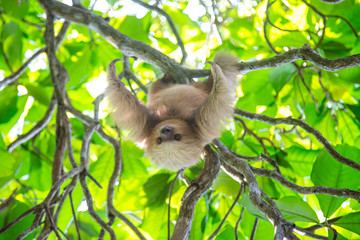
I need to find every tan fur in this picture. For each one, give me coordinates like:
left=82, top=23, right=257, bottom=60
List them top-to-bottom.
left=106, top=54, right=238, bottom=170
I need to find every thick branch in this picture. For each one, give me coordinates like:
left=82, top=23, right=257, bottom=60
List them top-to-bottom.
left=36, top=0, right=191, bottom=83
left=237, top=44, right=360, bottom=73
left=214, top=140, right=299, bottom=240
left=171, top=145, right=220, bottom=240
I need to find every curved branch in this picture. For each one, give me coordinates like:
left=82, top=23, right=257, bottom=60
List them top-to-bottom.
left=36, top=0, right=191, bottom=83
left=0, top=20, right=70, bottom=90
left=0, top=48, right=45, bottom=89
left=7, top=93, right=57, bottom=153
left=235, top=108, right=360, bottom=172
left=98, top=128, right=146, bottom=240
left=251, top=167, right=360, bottom=201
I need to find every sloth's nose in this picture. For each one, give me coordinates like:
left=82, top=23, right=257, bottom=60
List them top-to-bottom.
left=160, top=126, right=174, bottom=141
left=161, top=126, right=173, bottom=134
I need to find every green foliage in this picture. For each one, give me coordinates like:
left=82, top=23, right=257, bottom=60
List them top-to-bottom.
left=0, top=0, right=360, bottom=239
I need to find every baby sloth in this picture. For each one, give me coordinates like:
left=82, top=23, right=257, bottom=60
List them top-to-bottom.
left=106, top=53, right=238, bottom=171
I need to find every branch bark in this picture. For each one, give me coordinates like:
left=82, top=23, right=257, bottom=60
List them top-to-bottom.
left=36, top=0, right=191, bottom=83
left=237, top=44, right=360, bottom=73
left=214, top=140, right=299, bottom=240
left=171, top=145, right=220, bottom=240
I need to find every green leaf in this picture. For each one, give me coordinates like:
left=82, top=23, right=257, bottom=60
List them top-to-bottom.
left=0, top=0, right=29, bottom=18
left=117, top=15, right=150, bottom=43
left=2, top=22, right=23, bottom=69
left=66, top=48, right=93, bottom=89
left=269, top=64, right=296, bottom=93
left=23, top=83, right=52, bottom=106
left=0, top=86, right=18, bottom=124
left=338, top=111, right=360, bottom=146
left=0, top=134, right=5, bottom=150
left=122, top=141, right=148, bottom=180
left=311, top=145, right=360, bottom=218
left=285, top=146, right=319, bottom=177
left=0, top=149, right=19, bottom=188
left=0, top=149, right=17, bottom=178
left=28, top=155, right=52, bottom=191
left=213, top=171, right=241, bottom=196
left=143, top=173, right=171, bottom=206
left=241, top=193, right=268, bottom=221
left=275, top=196, right=319, bottom=223
left=189, top=198, right=207, bottom=240
left=0, top=200, right=35, bottom=240
left=141, top=204, right=168, bottom=239
left=334, top=212, right=360, bottom=235
left=79, top=220, right=100, bottom=237
left=214, top=224, right=239, bottom=240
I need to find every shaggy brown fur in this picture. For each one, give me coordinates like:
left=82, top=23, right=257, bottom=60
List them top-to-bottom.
left=106, top=53, right=238, bottom=170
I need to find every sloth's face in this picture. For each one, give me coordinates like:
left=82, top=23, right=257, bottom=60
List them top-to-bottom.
left=145, top=119, right=203, bottom=170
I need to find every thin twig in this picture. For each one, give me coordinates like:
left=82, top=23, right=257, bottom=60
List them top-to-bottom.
left=132, top=0, right=187, bottom=64
left=168, top=170, right=183, bottom=240
left=208, top=183, right=244, bottom=240
left=235, top=207, right=245, bottom=240
left=250, top=218, right=259, bottom=240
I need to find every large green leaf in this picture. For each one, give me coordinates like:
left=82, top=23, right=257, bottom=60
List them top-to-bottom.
left=0, top=0, right=28, bottom=19
left=117, top=15, right=150, bottom=44
left=2, top=22, right=23, bottom=69
left=269, top=63, right=296, bottom=93
left=0, top=86, right=18, bottom=123
left=338, top=111, right=360, bottom=147
left=311, top=145, right=360, bottom=218
left=285, top=146, right=319, bottom=177
left=0, top=149, right=19, bottom=188
left=212, top=171, right=241, bottom=196
left=143, top=173, right=171, bottom=206
left=241, top=193, right=267, bottom=221
left=275, top=196, right=319, bottom=223
left=0, top=200, right=35, bottom=240
left=334, top=211, right=360, bottom=235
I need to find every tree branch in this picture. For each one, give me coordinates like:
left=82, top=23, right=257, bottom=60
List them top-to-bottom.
left=36, top=0, right=191, bottom=83
left=237, top=44, right=360, bottom=73
left=7, top=93, right=57, bottom=153
left=235, top=108, right=360, bottom=172
left=214, top=140, right=299, bottom=240
left=171, top=145, right=220, bottom=240
left=252, top=167, right=360, bottom=200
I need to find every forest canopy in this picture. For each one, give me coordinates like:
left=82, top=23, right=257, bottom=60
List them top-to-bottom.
left=0, top=0, right=360, bottom=239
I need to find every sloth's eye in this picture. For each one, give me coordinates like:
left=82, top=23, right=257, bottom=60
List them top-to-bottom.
left=174, top=134, right=181, bottom=141
left=157, top=137, right=162, bottom=144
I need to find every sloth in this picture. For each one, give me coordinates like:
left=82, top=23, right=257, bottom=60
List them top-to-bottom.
left=106, top=53, right=238, bottom=170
